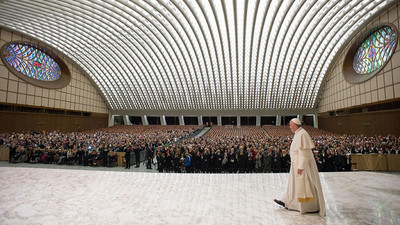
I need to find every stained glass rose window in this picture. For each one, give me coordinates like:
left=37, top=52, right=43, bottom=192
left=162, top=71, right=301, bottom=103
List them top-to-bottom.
left=353, top=26, right=397, bottom=74
left=1, top=42, right=70, bottom=89
left=4, top=43, right=61, bottom=81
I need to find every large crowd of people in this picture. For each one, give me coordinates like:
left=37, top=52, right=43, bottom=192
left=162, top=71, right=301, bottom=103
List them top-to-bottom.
left=1, top=125, right=399, bottom=173
left=1, top=125, right=200, bottom=167
left=155, top=126, right=400, bottom=173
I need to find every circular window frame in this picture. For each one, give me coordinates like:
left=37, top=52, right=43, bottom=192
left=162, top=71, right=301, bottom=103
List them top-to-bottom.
left=343, top=23, right=398, bottom=84
left=0, top=41, right=71, bottom=89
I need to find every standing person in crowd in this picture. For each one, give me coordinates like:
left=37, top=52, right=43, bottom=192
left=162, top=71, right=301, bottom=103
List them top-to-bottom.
left=274, top=118, right=326, bottom=216
left=9, top=142, right=16, bottom=163
left=26, top=145, right=33, bottom=163
left=100, top=145, right=109, bottom=167
left=125, top=145, right=131, bottom=169
left=134, top=145, right=141, bottom=168
left=145, top=145, right=153, bottom=169
left=237, top=146, right=247, bottom=173
left=77, top=147, right=84, bottom=165
left=83, top=148, right=89, bottom=166
left=228, top=148, right=237, bottom=173
left=273, top=148, right=282, bottom=173
left=202, top=149, right=210, bottom=173
left=210, top=149, right=216, bottom=173
left=215, top=149, right=223, bottom=173
left=246, top=149, right=254, bottom=173
left=263, top=149, right=272, bottom=173
left=324, top=149, right=334, bottom=172
left=164, top=150, right=172, bottom=172
left=192, top=150, right=200, bottom=173
left=255, top=150, right=262, bottom=172
left=281, top=150, right=290, bottom=173
left=335, top=150, right=345, bottom=171
left=156, top=151, right=165, bottom=173
left=222, top=151, right=228, bottom=172
left=315, top=151, right=323, bottom=172
left=344, top=151, right=352, bottom=171
left=173, top=152, right=181, bottom=173
left=185, top=152, right=192, bottom=173
left=179, top=153, right=186, bottom=172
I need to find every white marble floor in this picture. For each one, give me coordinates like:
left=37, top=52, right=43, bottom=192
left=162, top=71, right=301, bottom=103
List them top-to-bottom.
left=0, top=165, right=399, bottom=225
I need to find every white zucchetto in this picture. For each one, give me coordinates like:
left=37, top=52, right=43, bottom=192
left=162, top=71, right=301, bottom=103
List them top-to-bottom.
left=291, top=118, right=302, bottom=126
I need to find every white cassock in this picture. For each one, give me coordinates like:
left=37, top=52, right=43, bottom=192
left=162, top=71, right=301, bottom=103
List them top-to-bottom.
left=282, top=127, right=326, bottom=216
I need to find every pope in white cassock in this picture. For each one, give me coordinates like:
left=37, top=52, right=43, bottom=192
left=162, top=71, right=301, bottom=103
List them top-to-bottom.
left=274, top=118, right=326, bottom=216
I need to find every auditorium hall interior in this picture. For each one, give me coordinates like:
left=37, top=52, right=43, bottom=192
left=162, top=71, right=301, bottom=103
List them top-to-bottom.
left=0, top=0, right=399, bottom=224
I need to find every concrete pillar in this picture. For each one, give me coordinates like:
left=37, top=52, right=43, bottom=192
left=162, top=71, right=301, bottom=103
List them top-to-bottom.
left=108, top=114, right=115, bottom=127
left=298, top=114, right=303, bottom=124
left=313, top=114, right=319, bottom=128
left=123, top=115, right=132, bottom=125
left=141, top=115, right=148, bottom=125
left=161, top=115, right=167, bottom=125
left=179, top=115, right=185, bottom=125
left=198, top=115, right=203, bottom=126
left=217, top=115, right=222, bottom=126
left=256, top=115, right=261, bottom=126
left=276, top=115, right=281, bottom=126
left=237, top=116, right=241, bottom=127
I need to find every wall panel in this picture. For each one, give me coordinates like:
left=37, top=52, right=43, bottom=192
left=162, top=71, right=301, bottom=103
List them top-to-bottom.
left=318, top=109, right=400, bottom=136
left=0, top=111, right=108, bottom=133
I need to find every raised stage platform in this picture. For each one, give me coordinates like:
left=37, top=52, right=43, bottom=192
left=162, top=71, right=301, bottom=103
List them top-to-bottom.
left=0, top=162, right=398, bottom=225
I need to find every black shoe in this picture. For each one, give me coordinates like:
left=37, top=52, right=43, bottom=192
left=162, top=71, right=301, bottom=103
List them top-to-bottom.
left=274, top=199, right=286, bottom=208
left=308, top=210, right=319, bottom=214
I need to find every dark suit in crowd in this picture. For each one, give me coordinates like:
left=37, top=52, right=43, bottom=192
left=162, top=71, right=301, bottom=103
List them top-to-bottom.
left=9, top=144, right=16, bottom=163
left=134, top=146, right=141, bottom=167
left=125, top=147, right=131, bottom=169
left=145, top=147, right=154, bottom=169
left=83, top=150, right=89, bottom=166
left=272, top=152, right=281, bottom=173
left=324, top=152, right=335, bottom=172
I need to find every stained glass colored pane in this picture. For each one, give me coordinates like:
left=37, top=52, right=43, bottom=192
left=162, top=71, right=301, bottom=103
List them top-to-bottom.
left=353, top=27, right=397, bottom=74
left=4, top=44, right=61, bottom=81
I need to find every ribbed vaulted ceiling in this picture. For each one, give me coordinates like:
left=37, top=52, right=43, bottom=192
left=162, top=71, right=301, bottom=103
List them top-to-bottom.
left=0, top=0, right=396, bottom=110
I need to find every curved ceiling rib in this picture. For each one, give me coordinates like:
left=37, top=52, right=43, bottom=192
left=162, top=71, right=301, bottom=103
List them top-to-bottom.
left=0, top=0, right=396, bottom=110
left=246, top=0, right=261, bottom=109
left=253, top=0, right=271, bottom=109
left=259, top=1, right=282, bottom=108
